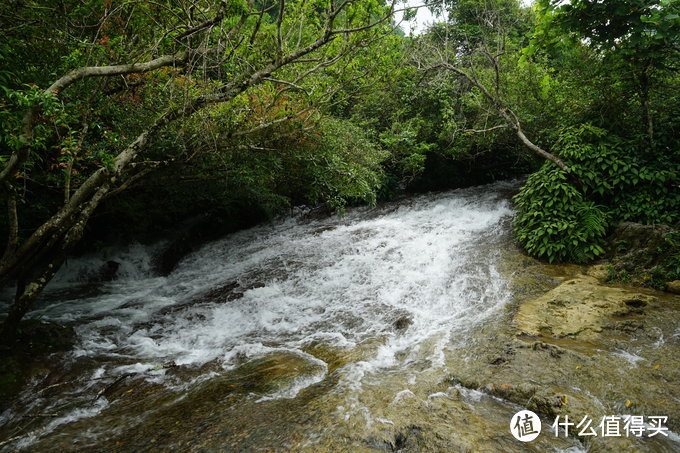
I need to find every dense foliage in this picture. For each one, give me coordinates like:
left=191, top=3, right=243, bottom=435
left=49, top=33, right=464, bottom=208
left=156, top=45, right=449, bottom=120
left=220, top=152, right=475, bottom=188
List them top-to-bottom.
left=514, top=0, right=680, bottom=263
left=0, top=1, right=397, bottom=231
left=515, top=124, right=679, bottom=263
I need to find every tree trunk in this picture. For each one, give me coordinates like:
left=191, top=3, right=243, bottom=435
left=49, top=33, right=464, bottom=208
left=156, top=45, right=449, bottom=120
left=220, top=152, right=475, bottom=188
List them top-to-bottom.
left=635, top=69, right=654, bottom=146
left=0, top=180, right=112, bottom=343
left=0, top=255, right=65, bottom=344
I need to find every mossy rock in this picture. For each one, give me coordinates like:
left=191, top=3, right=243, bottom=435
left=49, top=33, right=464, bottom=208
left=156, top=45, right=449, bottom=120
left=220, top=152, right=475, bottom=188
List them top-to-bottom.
left=605, top=222, right=679, bottom=288
left=606, top=222, right=672, bottom=271
left=11, top=319, right=76, bottom=353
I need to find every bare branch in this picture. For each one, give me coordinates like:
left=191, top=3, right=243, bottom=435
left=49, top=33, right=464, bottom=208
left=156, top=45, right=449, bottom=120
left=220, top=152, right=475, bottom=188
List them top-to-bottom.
left=175, top=7, right=226, bottom=40
left=48, top=51, right=190, bottom=95
left=432, top=62, right=570, bottom=172
left=264, top=77, right=309, bottom=94
left=232, top=107, right=315, bottom=137
left=463, top=124, right=508, bottom=133
left=105, top=167, right=156, bottom=200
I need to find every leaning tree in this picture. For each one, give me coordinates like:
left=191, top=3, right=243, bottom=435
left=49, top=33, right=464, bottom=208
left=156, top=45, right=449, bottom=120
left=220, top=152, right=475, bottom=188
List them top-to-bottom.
left=0, top=0, right=410, bottom=341
left=413, top=0, right=570, bottom=171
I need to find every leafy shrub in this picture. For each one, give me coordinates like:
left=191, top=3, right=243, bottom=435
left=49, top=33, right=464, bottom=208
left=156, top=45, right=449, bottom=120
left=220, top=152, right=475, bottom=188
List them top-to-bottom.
left=305, top=117, right=388, bottom=212
left=514, top=124, right=679, bottom=263
left=514, top=166, right=607, bottom=263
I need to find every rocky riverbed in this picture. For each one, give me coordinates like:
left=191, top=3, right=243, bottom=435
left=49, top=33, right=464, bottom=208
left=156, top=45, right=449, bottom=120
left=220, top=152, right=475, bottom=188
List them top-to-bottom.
left=1, top=182, right=678, bottom=452
left=442, top=253, right=680, bottom=452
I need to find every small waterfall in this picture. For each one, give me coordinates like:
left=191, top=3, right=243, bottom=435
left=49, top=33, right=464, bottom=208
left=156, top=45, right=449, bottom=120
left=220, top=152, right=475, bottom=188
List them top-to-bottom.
left=28, top=181, right=516, bottom=373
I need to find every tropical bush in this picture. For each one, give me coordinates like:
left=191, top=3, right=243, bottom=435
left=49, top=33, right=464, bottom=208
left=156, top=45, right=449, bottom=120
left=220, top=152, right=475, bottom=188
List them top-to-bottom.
left=514, top=124, right=680, bottom=263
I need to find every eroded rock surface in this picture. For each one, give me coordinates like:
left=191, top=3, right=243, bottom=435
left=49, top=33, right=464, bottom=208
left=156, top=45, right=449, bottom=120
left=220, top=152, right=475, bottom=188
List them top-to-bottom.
left=445, top=262, right=680, bottom=452
left=515, top=275, right=656, bottom=341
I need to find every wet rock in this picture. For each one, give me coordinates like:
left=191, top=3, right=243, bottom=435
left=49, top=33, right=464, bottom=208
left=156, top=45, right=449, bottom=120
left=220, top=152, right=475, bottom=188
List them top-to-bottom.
left=302, top=204, right=333, bottom=221
left=606, top=222, right=672, bottom=271
left=313, top=225, right=336, bottom=234
left=443, top=256, right=680, bottom=451
left=585, top=264, right=609, bottom=281
left=514, top=276, right=657, bottom=341
left=157, top=280, right=268, bottom=316
left=666, top=280, right=680, bottom=294
left=199, top=281, right=244, bottom=302
left=623, top=296, right=648, bottom=308
left=393, top=315, right=412, bottom=331
left=12, top=319, right=76, bottom=353
left=604, top=319, right=644, bottom=333
left=531, top=341, right=564, bottom=358
left=489, top=343, right=517, bottom=365
left=222, top=351, right=327, bottom=396
left=489, top=356, right=507, bottom=365
left=448, top=370, right=597, bottom=421
left=391, top=425, right=424, bottom=452
left=363, top=435, right=394, bottom=451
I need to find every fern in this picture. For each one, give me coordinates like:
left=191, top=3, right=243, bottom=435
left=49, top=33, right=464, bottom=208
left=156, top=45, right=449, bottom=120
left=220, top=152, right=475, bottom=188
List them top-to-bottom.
left=515, top=123, right=678, bottom=264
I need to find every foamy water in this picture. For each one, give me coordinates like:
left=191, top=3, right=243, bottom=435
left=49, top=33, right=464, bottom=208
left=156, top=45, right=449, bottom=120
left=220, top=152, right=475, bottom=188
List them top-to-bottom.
left=0, top=180, right=519, bottom=448
left=29, top=181, right=515, bottom=375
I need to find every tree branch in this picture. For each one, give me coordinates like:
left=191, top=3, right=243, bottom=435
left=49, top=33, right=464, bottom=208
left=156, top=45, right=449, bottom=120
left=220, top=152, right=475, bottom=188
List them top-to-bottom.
left=0, top=51, right=191, bottom=187
left=47, top=51, right=190, bottom=95
left=435, top=62, right=570, bottom=172
left=264, top=77, right=309, bottom=94
left=464, top=124, right=508, bottom=133
left=1, top=183, right=19, bottom=263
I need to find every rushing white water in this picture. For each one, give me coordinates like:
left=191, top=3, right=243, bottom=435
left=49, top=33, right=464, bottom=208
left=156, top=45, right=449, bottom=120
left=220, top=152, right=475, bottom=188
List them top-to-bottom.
left=5, top=180, right=680, bottom=453
left=0, top=181, right=521, bottom=449
left=26, top=181, right=514, bottom=378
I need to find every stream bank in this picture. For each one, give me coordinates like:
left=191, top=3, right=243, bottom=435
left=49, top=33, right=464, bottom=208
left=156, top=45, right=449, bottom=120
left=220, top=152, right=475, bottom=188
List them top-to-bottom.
left=445, top=252, right=680, bottom=452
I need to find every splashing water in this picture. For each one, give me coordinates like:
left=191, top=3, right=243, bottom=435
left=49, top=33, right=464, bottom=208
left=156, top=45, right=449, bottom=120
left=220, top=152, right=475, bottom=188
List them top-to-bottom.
left=2, top=180, right=591, bottom=451
left=31, top=181, right=515, bottom=374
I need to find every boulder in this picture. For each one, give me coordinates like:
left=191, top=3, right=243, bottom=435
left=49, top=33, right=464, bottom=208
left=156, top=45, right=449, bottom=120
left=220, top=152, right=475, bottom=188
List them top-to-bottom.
left=606, top=222, right=672, bottom=272
left=514, top=276, right=657, bottom=342
left=667, top=280, right=680, bottom=294
left=393, top=315, right=413, bottom=331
